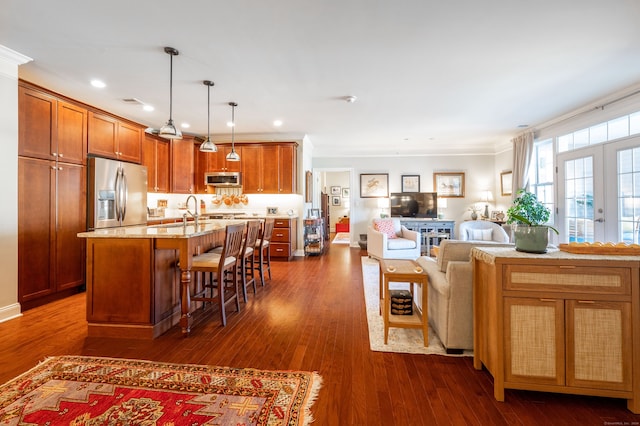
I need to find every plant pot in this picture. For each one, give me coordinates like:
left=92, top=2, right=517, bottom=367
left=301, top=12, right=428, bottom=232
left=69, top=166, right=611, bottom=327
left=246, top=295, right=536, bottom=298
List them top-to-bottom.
left=513, top=225, right=550, bottom=253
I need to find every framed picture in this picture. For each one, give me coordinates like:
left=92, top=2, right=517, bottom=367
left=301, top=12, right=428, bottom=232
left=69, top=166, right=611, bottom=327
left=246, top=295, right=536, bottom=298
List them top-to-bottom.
left=500, top=171, right=512, bottom=196
left=433, top=172, right=465, bottom=198
left=360, top=173, right=389, bottom=198
left=401, top=175, right=420, bottom=192
left=331, top=186, right=341, bottom=195
left=342, top=187, right=350, bottom=198
left=332, top=196, right=341, bottom=206
left=308, top=208, right=320, bottom=218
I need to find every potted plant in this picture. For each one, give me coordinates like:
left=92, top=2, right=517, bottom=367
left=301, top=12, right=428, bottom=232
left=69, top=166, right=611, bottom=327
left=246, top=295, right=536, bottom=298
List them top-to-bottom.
left=506, top=189, right=559, bottom=253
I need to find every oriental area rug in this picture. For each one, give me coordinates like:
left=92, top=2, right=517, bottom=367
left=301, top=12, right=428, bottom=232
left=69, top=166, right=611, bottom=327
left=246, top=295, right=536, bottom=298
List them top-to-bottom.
left=361, top=256, right=472, bottom=356
left=0, top=355, right=322, bottom=425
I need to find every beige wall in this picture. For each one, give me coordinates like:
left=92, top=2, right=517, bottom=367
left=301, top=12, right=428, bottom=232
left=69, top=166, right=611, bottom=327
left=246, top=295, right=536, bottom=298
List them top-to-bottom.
left=0, top=46, right=31, bottom=322
left=313, top=152, right=513, bottom=242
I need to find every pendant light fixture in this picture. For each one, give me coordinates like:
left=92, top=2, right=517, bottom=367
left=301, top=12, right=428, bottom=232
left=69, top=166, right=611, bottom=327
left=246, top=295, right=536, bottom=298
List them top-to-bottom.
left=158, top=47, right=182, bottom=140
left=199, top=80, right=217, bottom=152
left=226, top=102, right=240, bottom=161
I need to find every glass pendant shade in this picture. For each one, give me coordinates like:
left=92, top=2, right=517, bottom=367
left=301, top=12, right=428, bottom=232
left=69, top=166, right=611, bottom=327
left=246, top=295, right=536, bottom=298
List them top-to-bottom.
left=159, top=46, right=182, bottom=140
left=199, top=80, right=217, bottom=152
left=226, top=102, right=240, bottom=161
left=159, top=119, right=182, bottom=139
left=200, top=137, right=217, bottom=152
left=226, top=148, right=240, bottom=161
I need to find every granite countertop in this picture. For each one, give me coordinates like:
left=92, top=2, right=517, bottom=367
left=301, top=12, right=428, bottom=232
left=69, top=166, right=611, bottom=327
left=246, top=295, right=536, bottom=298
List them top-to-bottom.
left=147, top=213, right=297, bottom=222
left=77, top=219, right=245, bottom=239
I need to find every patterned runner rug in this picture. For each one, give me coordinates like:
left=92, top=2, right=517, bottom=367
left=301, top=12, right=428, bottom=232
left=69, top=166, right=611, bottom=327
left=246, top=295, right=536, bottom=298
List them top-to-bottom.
left=331, top=232, right=350, bottom=244
left=361, top=256, right=472, bottom=356
left=0, top=355, right=322, bottom=425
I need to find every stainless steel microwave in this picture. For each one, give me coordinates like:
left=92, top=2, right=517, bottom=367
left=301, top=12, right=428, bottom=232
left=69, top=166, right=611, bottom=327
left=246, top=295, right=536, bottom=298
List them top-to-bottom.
left=205, top=172, right=242, bottom=187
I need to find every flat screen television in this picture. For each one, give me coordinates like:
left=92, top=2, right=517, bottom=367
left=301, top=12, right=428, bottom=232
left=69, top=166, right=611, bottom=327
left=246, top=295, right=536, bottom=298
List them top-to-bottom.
left=390, top=192, right=438, bottom=218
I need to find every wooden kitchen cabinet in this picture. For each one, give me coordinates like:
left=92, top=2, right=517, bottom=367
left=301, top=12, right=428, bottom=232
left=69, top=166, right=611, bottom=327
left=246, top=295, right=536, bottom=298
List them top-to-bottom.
left=18, top=85, right=87, bottom=165
left=88, top=111, right=142, bottom=163
left=142, top=134, right=170, bottom=192
left=170, top=136, right=195, bottom=193
left=194, top=143, right=215, bottom=194
left=277, top=143, right=297, bottom=193
left=242, top=144, right=278, bottom=193
left=206, top=146, right=243, bottom=173
left=18, top=157, right=86, bottom=309
left=270, top=218, right=297, bottom=261
left=472, top=247, right=640, bottom=412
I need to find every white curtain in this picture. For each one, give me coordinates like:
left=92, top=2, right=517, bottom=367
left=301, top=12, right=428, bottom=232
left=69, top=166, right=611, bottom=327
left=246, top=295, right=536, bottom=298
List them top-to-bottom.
left=511, top=131, right=535, bottom=199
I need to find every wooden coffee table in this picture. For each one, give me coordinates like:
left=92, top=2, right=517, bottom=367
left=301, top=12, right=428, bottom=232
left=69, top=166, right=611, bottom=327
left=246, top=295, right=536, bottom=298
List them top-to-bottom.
left=378, top=259, right=429, bottom=346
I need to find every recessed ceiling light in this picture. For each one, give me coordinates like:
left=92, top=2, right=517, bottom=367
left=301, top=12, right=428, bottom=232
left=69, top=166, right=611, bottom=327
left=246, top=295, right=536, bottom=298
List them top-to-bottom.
left=90, top=79, right=106, bottom=88
left=345, top=95, right=357, bottom=103
left=143, top=104, right=154, bottom=112
left=273, top=120, right=283, bottom=127
left=181, top=122, right=190, bottom=129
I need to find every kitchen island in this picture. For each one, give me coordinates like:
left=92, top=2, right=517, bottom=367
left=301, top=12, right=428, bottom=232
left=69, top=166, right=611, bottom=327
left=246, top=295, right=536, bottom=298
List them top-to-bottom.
left=78, top=220, right=243, bottom=339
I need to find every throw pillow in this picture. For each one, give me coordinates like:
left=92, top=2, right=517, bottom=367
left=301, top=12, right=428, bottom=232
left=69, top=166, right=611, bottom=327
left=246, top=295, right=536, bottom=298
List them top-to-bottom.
left=374, top=219, right=397, bottom=239
left=471, top=228, right=493, bottom=241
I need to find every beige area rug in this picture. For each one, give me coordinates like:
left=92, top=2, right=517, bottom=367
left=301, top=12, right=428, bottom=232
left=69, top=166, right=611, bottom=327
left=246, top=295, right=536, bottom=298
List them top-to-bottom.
left=332, top=232, right=350, bottom=244
left=361, top=256, right=472, bottom=356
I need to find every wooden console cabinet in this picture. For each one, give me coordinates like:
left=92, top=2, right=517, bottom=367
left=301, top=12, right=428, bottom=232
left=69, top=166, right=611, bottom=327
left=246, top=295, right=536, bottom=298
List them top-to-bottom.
left=400, top=219, right=454, bottom=255
left=472, top=247, right=640, bottom=413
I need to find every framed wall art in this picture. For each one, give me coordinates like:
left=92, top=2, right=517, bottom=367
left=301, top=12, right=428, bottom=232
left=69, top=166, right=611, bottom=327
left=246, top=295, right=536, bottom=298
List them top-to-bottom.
left=500, top=171, right=512, bottom=196
left=433, top=172, right=465, bottom=198
left=360, top=173, right=389, bottom=198
left=401, top=175, right=420, bottom=192
left=330, top=186, right=341, bottom=195
left=342, top=187, right=350, bottom=198
left=332, top=196, right=341, bottom=206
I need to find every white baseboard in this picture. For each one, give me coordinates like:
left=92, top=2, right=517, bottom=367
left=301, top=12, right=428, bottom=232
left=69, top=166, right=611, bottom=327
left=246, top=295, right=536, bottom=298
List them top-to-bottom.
left=0, top=303, right=22, bottom=323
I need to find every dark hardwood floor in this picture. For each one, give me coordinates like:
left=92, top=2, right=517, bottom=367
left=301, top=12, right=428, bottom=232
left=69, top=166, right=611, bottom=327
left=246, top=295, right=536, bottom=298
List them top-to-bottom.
left=2, top=240, right=639, bottom=425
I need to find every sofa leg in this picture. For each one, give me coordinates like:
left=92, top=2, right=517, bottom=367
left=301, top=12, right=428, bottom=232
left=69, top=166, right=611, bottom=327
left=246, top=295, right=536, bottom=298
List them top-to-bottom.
left=445, top=348, right=464, bottom=355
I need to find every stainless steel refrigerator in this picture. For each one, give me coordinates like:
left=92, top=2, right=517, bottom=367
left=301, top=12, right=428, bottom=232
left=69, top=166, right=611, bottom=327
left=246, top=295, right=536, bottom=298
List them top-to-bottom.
left=87, top=157, right=148, bottom=230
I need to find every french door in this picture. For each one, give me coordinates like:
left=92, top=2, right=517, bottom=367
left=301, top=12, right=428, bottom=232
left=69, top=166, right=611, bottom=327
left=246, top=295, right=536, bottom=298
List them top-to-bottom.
left=557, top=136, right=640, bottom=243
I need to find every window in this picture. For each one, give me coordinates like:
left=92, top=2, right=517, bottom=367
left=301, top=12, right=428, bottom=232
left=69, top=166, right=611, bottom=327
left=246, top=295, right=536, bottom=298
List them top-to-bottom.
left=557, top=110, right=640, bottom=153
left=528, top=138, right=555, bottom=226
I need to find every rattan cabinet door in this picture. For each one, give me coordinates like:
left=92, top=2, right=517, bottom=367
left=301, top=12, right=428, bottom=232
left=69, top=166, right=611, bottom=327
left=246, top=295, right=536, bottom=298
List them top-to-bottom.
left=504, top=297, right=565, bottom=386
left=566, top=300, right=632, bottom=392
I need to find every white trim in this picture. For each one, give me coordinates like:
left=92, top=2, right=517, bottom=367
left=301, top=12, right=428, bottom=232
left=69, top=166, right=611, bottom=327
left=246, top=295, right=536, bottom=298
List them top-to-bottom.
left=0, top=44, right=33, bottom=65
left=0, top=303, right=22, bottom=323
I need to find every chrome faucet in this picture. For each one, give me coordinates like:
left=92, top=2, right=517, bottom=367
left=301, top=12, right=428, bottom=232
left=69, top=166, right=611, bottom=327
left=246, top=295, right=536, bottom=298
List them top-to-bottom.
left=184, top=195, right=199, bottom=226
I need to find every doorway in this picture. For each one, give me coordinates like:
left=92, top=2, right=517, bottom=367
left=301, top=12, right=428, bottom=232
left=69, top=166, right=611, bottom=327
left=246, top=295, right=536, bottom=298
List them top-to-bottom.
left=313, top=168, right=354, bottom=245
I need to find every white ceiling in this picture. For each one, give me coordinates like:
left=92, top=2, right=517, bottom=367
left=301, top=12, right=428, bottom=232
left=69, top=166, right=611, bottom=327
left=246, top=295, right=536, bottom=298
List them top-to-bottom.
left=2, top=0, right=640, bottom=157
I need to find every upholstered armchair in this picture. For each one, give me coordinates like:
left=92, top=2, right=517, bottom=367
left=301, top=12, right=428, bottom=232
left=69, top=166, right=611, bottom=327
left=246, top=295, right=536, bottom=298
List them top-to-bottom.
left=367, top=218, right=420, bottom=260
left=458, top=220, right=509, bottom=243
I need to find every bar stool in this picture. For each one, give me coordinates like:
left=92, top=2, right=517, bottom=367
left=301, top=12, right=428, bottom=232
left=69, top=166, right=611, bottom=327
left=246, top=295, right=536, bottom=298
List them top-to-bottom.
left=254, top=218, right=274, bottom=286
left=239, top=220, right=261, bottom=302
left=191, top=222, right=245, bottom=326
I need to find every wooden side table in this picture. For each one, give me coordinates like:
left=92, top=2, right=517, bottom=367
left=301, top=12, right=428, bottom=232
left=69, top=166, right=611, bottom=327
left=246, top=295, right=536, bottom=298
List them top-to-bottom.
left=379, top=259, right=429, bottom=346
